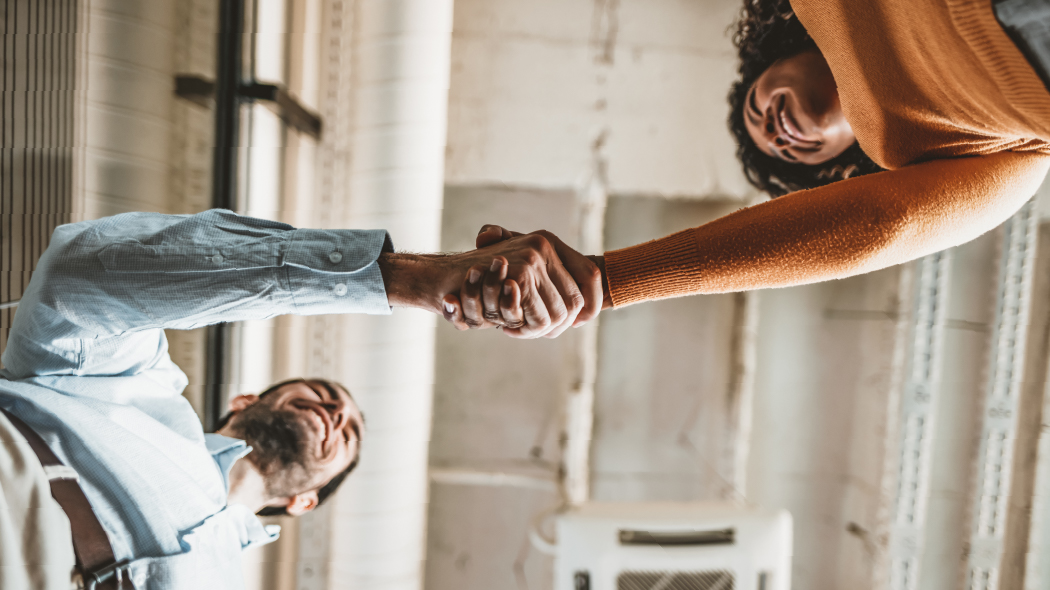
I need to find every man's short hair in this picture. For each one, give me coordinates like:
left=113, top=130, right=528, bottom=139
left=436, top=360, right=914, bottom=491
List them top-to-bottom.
left=213, top=378, right=363, bottom=517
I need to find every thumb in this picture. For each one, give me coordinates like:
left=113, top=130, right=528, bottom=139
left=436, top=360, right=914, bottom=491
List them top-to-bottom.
left=476, top=224, right=520, bottom=248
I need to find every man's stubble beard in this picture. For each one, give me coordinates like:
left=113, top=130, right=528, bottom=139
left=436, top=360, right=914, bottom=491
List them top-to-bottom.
left=232, top=403, right=319, bottom=498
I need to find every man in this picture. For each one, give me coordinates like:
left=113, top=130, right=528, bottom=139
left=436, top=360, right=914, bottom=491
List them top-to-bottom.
left=0, top=209, right=600, bottom=589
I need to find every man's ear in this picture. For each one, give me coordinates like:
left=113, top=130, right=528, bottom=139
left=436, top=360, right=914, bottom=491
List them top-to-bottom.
left=227, top=394, right=260, bottom=413
left=285, top=491, right=319, bottom=516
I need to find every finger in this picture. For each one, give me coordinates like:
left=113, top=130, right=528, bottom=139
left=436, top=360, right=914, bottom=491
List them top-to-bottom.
left=476, top=224, right=521, bottom=249
left=534, top=230, right=601, bottom=327
left=568, top=255, right=603, bottom=327
left=482, top=257, right=508, bottom=323
left=539, top=258, right=583, bottom=339
left=460, top=265, right=488, bottom=329
left=527, top=271, right=570, bottom=339
left=516, top=274, right=557, bottom=339
left=499, top=279, right=524, bottom=330
left=441, top=294, right=470, bottom=331
left=500, top=326, right=532, bottom=339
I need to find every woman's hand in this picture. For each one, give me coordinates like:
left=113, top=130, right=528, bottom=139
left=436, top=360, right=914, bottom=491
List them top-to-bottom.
left=441, top=226, right=610, bottom=338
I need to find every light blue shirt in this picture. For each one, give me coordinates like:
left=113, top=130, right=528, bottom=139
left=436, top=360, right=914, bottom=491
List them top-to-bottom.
left=0, top=210, right=393, bottom=589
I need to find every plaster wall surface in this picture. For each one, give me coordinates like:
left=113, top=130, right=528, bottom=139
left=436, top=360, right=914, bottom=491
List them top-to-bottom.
left=445, top=0, right=752, bottom=199
left=426, top=185, right=585, bottom=590
left=591, top=196, right=743, bottom=503
left=741, top=265, right=903, bottom=590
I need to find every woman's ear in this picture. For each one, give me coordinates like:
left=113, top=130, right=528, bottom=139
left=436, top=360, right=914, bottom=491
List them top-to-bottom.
left=227, top=394, right=260, bottom=413
left=284, top=491, right=319, bottom=516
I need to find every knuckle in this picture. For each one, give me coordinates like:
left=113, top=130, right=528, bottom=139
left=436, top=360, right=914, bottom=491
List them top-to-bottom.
left=524, top=233, right=551, bottom=251
left=535, top=234, right=553, bottom=252
left=523, top=249, right=544, bottom=266
left=583, top=263, right=602, bottom=283
left=570, top=291, right=585, bottom=311
left=551, top=305, right=568, bottom=323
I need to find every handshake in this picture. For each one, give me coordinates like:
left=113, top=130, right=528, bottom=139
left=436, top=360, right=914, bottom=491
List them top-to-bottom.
left=378, top=224, right=611, bottom=338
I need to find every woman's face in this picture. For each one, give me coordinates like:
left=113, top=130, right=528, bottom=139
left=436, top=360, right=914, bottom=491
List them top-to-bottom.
left=743, top=49, right=855, bottom=165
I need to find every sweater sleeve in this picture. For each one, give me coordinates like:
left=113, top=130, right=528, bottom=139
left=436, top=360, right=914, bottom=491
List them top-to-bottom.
left=604, top=151, right=1050, bottom=307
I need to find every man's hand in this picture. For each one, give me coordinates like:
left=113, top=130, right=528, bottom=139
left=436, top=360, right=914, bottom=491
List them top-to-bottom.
left=442, top=226, right=610, bottom=337
left=377, top=232, right=589, bottom=338
left=440, top=256, right=525, bottom=332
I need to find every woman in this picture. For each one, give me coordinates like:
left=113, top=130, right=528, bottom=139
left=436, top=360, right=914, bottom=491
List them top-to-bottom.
left=443, top=0, right=1050, bottom=337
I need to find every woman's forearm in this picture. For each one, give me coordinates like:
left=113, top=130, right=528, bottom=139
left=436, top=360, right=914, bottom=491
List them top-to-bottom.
left=604, top=152, right=1050, bottom=307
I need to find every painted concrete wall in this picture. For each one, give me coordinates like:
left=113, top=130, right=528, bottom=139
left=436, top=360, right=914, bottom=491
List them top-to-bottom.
left=445, top=0, right=752, bottom=199
left=426, top=186, right=580, bottom=590
left=592, top=197, right=744, bottom=504
left=746, top=266, right=904, bottom=589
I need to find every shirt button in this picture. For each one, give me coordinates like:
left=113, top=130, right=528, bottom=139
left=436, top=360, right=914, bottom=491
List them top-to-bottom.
left=329, top=251, right=343, bottom=264
left=210, top=254, right=223, bottom=263
left=334, top=283, right=348, bottom=296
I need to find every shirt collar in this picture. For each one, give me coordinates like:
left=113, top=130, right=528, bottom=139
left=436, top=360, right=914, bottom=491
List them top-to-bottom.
left=203, top=433, right=251, bottom=495
left=202, top=435, right=281, bottom=549
left=225, top=504, right=281, bottom=550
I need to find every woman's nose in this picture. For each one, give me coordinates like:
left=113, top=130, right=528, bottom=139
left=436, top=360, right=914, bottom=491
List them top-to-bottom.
left=764, top=120, right=786, bottom=145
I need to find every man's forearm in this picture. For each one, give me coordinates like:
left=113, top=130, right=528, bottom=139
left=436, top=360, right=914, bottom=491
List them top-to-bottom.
left=378, top=252, right=459, bottom=313
left=586, top=255, right=612, bottom=309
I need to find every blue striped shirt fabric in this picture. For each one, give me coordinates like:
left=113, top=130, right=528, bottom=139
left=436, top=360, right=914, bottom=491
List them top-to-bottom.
left=0, top=210, right=392, bottom=589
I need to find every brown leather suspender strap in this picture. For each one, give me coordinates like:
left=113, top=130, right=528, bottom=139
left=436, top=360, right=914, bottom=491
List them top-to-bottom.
left=1, top=408, right=134, bottom=590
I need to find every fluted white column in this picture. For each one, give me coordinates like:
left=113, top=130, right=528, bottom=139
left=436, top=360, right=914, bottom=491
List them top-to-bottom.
left=299, top=1, right=454, bottom=590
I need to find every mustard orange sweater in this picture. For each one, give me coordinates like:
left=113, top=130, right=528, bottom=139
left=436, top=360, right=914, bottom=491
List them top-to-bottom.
left=604, top=0, right=1050, bottom=307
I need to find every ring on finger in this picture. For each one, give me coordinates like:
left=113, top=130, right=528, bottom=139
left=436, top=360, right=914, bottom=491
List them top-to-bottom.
left=482, top=310, right=506, bottom=325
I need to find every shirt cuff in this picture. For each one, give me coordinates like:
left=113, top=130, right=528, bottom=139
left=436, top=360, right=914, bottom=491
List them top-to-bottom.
left=284, top=229, right=394, bottom=315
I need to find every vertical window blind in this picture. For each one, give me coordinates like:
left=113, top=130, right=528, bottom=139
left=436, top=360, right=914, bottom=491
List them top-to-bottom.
left=0, top=0, right=78, bottom=364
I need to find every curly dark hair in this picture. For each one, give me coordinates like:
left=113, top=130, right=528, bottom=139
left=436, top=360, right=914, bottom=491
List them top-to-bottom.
left=728, top=0, right=883, bottom=197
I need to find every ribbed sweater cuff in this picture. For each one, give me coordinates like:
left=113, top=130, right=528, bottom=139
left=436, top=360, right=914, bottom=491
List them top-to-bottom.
left=604, top=229, right=702, bottom=308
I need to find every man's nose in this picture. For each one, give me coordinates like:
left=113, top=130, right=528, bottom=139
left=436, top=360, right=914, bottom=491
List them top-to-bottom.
left=324, top=400, right=350, bottom=436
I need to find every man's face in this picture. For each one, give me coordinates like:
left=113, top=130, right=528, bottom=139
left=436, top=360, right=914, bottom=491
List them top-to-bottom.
left=227, top=380, right=364, bottom=498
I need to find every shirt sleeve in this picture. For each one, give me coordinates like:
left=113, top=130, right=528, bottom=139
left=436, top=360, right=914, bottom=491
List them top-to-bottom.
left=604, top=151, right=1050, bottom=306
left=1, top=210, right=393, bottom=379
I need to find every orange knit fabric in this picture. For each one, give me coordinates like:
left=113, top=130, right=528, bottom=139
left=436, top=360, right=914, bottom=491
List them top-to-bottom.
left=605, top=0, right=1050, bottom=307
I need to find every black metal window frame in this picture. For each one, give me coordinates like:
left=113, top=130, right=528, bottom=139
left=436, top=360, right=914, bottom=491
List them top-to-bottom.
left=175, top=0, right=322, bottom=430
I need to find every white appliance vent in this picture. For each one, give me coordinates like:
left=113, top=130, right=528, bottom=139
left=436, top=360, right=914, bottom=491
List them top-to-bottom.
left=556, top=503, right=791, bottom=590
left=617, top=569, right=735, bottom=590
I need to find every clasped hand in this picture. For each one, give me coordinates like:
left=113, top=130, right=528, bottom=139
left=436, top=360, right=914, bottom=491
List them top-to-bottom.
left=440, top=226, right=610, bottom=338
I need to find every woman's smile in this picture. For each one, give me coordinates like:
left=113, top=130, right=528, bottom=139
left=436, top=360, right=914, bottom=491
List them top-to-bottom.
left=743, top=49, right=856, bottom=164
